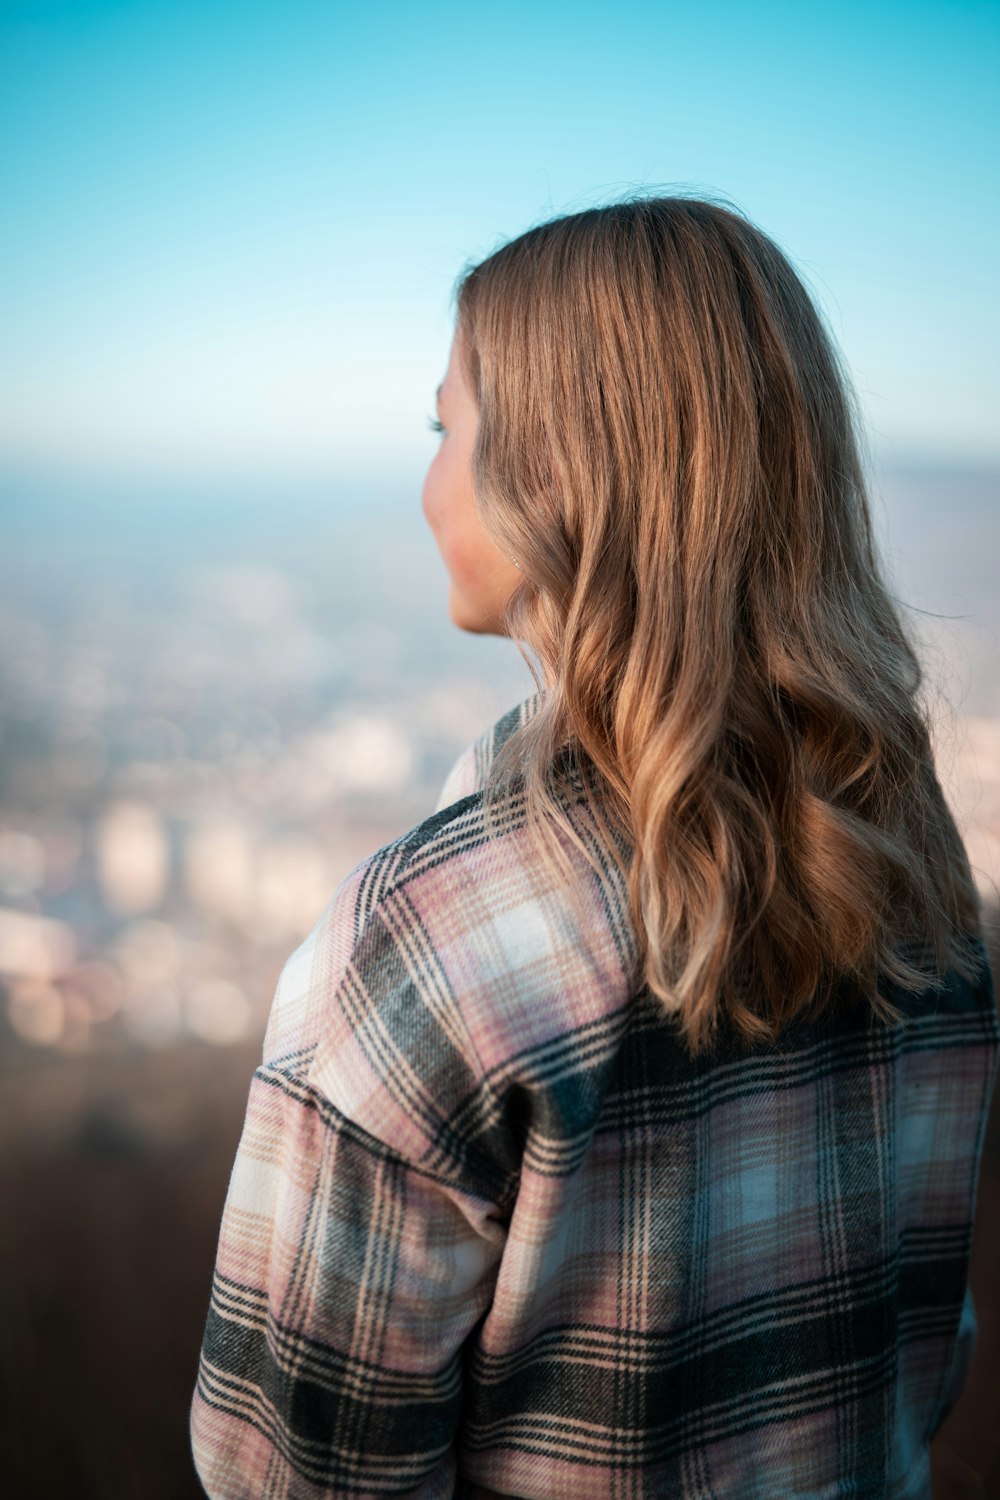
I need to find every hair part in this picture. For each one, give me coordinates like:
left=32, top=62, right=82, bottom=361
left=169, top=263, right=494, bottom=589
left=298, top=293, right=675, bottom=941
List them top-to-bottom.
left=453, top=190, right=987, bottom=1057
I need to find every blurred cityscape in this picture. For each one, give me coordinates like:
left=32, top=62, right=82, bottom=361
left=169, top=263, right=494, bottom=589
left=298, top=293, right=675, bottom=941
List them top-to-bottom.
left=0, top=462, right=998, bottom=1497
left=0, top=464, right=997, bottom=1073
left=0, top=476, right=537, bottom=1069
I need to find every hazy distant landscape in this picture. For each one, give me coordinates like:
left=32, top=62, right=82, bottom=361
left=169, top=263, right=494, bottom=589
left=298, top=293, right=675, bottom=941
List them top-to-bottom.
left=1, top=457, right=998, bottom=1496
left=1, top=459, right=996, bottom=1062
left=0, top=468, right=536, bottom=1056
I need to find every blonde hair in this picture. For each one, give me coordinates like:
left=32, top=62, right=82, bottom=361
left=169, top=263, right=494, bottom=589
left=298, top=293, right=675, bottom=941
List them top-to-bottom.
left=453, top=190, right=986, bottom=1057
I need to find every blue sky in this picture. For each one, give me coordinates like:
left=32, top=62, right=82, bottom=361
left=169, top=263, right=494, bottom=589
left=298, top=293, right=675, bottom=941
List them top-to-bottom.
left=1, top=0, right=998, bottom=492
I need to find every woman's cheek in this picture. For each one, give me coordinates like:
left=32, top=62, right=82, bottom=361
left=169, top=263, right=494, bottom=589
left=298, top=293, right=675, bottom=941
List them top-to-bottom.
left=443, top=528, right=483, bottom=591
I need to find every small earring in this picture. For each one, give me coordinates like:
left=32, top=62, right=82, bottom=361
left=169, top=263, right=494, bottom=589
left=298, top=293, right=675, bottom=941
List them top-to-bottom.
left=509, top=554, right=521, bottom=571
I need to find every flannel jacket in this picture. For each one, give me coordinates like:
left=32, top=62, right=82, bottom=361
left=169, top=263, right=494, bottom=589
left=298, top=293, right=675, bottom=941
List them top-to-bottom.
left=191, top=688, right=1000, bottom=1499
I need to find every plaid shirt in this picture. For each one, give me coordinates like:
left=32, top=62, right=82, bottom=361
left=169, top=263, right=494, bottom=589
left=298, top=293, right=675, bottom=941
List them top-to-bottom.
left=191, top=690, right=999, bottom=1499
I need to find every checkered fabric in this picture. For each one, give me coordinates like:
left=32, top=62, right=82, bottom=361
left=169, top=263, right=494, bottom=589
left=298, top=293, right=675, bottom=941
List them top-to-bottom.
left=191, top=690, right=999, bottom=1498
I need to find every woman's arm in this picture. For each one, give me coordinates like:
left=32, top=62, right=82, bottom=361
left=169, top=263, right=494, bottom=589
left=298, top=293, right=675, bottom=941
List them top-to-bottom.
left=190, top=844, right=511, bottom=1498
left=190, top=1049, right=506, bottom=1498
left=930, top=1062, right=1000, bottom=1498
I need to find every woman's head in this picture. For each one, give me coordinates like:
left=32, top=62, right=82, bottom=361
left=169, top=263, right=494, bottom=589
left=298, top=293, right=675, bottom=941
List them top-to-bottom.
left=434, top=191, right=984, bottom=1054
left=449, top=194, right=878, bottom=669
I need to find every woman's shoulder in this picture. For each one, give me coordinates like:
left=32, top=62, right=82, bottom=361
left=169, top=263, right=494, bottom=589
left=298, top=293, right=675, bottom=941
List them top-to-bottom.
left=432, top=686, right=546, bottom=814
left=284, top=687, right=546, bottom=966
left=257, top=688, right=631, bottom=1179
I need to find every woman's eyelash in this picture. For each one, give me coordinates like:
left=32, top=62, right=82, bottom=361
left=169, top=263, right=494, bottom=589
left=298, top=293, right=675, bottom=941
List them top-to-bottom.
left=427, top=416, right=445, bottom=434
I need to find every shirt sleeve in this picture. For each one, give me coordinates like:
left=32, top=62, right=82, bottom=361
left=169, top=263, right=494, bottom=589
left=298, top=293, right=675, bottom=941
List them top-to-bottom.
left=190, top=860, right=510, bottom=1499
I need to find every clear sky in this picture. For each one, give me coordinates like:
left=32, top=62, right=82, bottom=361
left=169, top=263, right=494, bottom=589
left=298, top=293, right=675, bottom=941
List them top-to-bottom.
left=1, top=0, right=998, bottom=491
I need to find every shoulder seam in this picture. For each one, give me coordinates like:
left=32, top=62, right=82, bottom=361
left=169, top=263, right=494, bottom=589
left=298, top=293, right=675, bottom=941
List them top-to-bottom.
left=260, top=1056, right=511, bottom=1203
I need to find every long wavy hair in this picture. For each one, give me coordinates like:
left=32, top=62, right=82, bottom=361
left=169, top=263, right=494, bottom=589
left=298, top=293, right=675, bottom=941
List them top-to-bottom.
left=452, top=190, right=985, bottom=1056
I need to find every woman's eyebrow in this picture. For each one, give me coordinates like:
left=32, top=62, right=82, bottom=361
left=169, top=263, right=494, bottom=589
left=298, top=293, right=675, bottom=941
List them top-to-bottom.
left=435, top=383, right=443, bottom=410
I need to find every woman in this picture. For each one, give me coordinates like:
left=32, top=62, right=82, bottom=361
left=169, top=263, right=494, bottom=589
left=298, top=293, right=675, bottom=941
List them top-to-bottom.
left=190, top=194, right=998, bottom=1498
